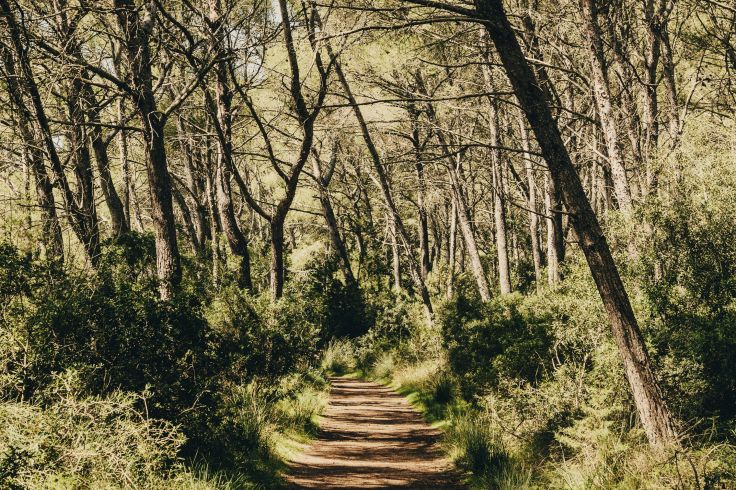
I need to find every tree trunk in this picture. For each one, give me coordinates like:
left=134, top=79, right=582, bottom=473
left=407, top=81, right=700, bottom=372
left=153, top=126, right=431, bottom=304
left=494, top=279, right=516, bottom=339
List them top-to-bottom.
left=1, top=0, right=101, bottom=264
left=114, top=0, right=181, bottom=299
left=476, top=0, right=678, bottom=449
left=580, top=0, right=632, bottom=211
left=1, top=44, right=64, bottom=262
left=414, top=77, right=492, bottom=302
left=486, top=94, right=512, bottom=294
left=118, top=97, right=132, bottom=230
left=409, top=106, right=431, bottom=279
left=520, top=117, right=542, bottom=285
left=312, top=151, right=357, bottom=288
left=446, top=199, right=458, bottom=299
left=389, top=216, right=402, bottom=292
left=270, top=218, right=286, bottom=298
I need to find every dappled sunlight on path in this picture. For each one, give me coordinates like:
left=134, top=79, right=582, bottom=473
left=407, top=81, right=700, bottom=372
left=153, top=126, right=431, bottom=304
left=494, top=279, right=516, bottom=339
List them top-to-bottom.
left=284, top=377, right=466, bottom=489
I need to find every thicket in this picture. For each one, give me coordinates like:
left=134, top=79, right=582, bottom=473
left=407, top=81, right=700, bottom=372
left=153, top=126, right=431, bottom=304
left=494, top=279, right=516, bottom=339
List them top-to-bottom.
left=0, top=235, right=352, bottom=488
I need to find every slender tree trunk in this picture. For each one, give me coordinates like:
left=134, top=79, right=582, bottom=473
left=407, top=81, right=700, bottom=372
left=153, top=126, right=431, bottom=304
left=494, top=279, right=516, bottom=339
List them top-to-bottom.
left=1, top=0, right=101, bottom=264
left=114, top=0, right=181, bottom=299
left=207, top=0, right=252, bottom=290
left=476, top=0, right=678, bottom=449
left=580, top=0, right=632, bottom=210
left=1, top=45, right=64, bottom=262
left=331, top=50, right=433, bottom=317
left=414, top=75, right=492, bottom=302
left=66, top=84, right=102, bottom=263
left=81, top=84, right=129, bottom=237
left=486, top=95, right=512, bottom=294
left=118, top=97, right=132, bottom=229
left=409, top=106, right=431, bottom=279
left=520, top=117, right=542, bottom=285
left=312, top=152, right=357, bottom=288
left=205, top=161, right=222, bottom=288
left=545, top=173, right=561, bottom=284
left=446, top=199, right=458, bottom=299
left=389, top=216, right=402, bottom=292
left=270, top=217, right=286, bottom=298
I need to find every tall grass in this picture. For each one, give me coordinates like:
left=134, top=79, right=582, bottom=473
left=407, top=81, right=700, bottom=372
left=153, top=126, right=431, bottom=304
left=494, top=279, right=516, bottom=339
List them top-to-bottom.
left=320, top=339, right=356, bottom=375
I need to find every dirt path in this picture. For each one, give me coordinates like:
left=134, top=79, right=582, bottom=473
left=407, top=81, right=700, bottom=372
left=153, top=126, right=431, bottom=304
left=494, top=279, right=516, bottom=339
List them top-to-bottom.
left=284, top=377, right=466, bottom=489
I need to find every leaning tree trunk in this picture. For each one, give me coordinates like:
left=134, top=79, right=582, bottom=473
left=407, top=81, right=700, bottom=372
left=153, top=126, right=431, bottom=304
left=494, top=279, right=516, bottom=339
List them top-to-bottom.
left=1, top=0, right=102, bottom=264
left=207, top=0, right=252, bottom=290
left=476, top=0, right=678, bottom=449
left=1, top=44, right=64, bottom=262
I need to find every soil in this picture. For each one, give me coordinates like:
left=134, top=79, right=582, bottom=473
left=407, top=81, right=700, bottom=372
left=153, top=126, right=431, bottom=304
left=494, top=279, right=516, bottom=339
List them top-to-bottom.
left=283, top=377, right=467, bottom=489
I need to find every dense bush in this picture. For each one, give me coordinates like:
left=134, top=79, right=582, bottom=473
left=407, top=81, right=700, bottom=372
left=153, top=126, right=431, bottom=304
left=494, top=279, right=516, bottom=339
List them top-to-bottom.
left=641, top=190, right=736, bottom=422
left=0, top=235, right=334, bottom=487
left=439, top=289, right=553, bottom=399
left=0, top=371, right=183, bottom=489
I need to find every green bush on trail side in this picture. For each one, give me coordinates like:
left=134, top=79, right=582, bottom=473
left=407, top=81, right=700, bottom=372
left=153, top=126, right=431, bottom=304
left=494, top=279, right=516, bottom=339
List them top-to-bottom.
left=0, top=237, right=333, bottom=488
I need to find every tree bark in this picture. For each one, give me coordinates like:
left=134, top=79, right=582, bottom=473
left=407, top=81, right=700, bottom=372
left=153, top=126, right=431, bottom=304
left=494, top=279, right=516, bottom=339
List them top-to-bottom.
left=1, top=0, right=100, bottom=264
left=114, top=0, right=181, bottom=299
left=207, top=0, right=252, bottom=290
left=475, top=0, right=678, bottom=449
left=580, top=0, right=632, bottom=211
left=1, top=44, right=64, bottom=262
left=485, top=87, right=512, bottom=294
left=519, top=117, right=542, bottom=286
left=312, top=147, right=358, bottom=288
left=446, top=198, right=458, bottom=298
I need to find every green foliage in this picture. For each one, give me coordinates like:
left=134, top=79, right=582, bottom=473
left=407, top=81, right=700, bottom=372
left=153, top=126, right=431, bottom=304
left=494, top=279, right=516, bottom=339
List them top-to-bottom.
left=641, top=189, right=736, bottom=421
left=206, top=286, right=320, bottom=382
left=439, top=291, right=553, bottom=399
left=320, top=338, right=356, bottom=375
left=0, top=371, right=184, bottom=489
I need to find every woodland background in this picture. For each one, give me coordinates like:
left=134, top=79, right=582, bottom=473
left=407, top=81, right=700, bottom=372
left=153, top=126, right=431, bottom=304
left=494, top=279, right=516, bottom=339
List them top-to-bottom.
left=1, top=0, right=736, bottom=488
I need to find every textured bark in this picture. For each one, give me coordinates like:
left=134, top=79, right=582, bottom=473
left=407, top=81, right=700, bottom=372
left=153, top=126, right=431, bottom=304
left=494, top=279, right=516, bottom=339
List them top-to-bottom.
left=1, top=0, right=100, bottom=264
left=114, top=0, right=181, bottom=299
left=207, top=0, right=252, bottom=290
left=475, top=0, right=678, bottom=449
left=580, top=0, right=632, bottom=210
left=414, top=74, right=492, bottom=302
left=484, top=84, right=512, bottom=294
left=85, top=85, right=130, bottom=237
left=117, top=97, right=132, bottom=229
left=408, top=106, right=431, bottom=279
left=313, top=148, right=357, bottom=288
left=545, top=173, right=562, bottom=284
left=446, top=199, right=458, bottom=299
left=389, top=216, right=402, bottom=292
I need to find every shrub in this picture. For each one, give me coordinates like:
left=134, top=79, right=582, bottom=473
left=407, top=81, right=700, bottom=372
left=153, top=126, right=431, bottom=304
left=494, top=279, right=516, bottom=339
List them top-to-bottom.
left=439, top=292, right=553, bottom=399
left=320, top=339, right=356, bottom=375
left=0, top=371, right=184, bottom=489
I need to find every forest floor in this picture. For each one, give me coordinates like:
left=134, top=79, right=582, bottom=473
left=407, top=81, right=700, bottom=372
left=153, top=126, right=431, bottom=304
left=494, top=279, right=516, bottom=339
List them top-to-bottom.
left=283, top=376, right=466, bottom=489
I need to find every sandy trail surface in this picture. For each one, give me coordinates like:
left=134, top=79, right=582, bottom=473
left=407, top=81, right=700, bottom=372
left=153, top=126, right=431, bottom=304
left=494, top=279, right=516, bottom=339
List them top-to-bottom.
left=284, top=377, right=466, bottom=489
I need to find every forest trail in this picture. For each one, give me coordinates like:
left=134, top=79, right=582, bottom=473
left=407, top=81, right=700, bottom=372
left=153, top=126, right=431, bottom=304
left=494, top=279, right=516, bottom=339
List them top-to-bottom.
left=284, top=377, right=466, bottom=489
